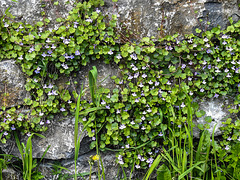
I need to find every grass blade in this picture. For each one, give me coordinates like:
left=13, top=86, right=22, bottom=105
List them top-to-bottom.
left=144, top=155, right=162, bottom=180
left=178, top=161, right=204, bottom=180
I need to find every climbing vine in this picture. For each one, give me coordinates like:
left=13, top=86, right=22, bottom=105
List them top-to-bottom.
left=1, top=0, right=240, bottom=177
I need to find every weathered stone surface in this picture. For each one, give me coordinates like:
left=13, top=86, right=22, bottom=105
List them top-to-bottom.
left=0, top=0, right=73, bottom=26
left=1, top=0, right=239, bottom=40
left=104, top=0, right=240, bottom=39
left=0, top=60, right=30, bottom=108
left=193, top=96, right=237, bottom=137
left=0, top=116, right=88, bottom=160
left=39, top=151, right=139, bottom=180
left=2, top=167, right=21, bottom=180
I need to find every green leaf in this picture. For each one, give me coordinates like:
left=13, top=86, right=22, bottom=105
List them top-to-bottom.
left=227, top=25, right=234, bottom=32
left=157, top=164, right=172, bottom=180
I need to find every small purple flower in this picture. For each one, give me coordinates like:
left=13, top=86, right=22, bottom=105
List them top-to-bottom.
left=96, top=8, right=101, bottom=14
left=63, top=39, right=70, bottom=44
left=222, top=41, right=227, bottom=45
left=28, top=47, right=35, bottom=53
left=206, top=49, right=212, bottom=54
left=75, top=50, right=81, bottom=55
left=42, top=52, right=47, bottom=57
left=130, top=53, right=137, bottom=60
left=181, top=64, right=186, bottom=69
left=200, top=88, right=204, bottom=92
left=51, top=90, right=58, bottom=95
left=214, top=93, right=219, bottom=98
left=106, top=105, right=110, bottom=109
left=60, top=107, right=66, bottom=112
left=46, top=120, right=50, bottom=124
left=40, top=121, right=44, bottom=125
left=11, top=125, right=16, bottom=130
left=3, top=131, right=8, bottom=136
left=158, top=132, right=163, bottom=136
left=92, top=137, right=96, bottom=141
left=227, top=137, right=232, bottom=141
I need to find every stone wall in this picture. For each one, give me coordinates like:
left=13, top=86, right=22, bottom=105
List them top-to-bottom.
left=0, top=0, right=240, bottom=179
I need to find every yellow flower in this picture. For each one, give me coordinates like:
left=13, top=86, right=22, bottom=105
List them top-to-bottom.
left=91, top=155, right=99, bottom=161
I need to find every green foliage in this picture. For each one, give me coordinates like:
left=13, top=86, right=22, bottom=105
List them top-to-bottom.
left=0, top=0, right=240, bottom=179
left=14, top=132, right=49, bottom=180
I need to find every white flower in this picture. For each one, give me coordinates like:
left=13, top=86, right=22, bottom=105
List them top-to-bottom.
left=85, top=18, right=93, bottom=23
left=4, top=23, right=9, bottom=27
left=203, top=37, right=208, bottom=42
left=205, top=43, right=210, bottom=48
left=108, top=50, right=113, bottom=55
left=116, top=54, right=122, bottom=59
left=216, top=57, right=221, bottom=62
left=132, top=66, right=138, bottom=71
left=224, top=68, right=229, bottom=73
left=226, top=73, right=231, bottom=78
left=138, top=83, right=144, bottom=87
left=180, top=102, right=185, bottom=108
left=147, top=108, right=152, bottom=113
left=119, top=124, right=126, bottom=129
left=225, top=145, right=230, bottom=150
left=135, top=165, right=140, bottom=169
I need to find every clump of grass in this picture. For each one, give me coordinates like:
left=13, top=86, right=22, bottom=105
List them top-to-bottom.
left=14, top=132, right=50, bottom=180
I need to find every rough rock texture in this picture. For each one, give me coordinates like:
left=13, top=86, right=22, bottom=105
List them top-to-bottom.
left=0, top=0, right=73, bottom=27
left=1, top=0, right=239, bottom=40
left=104, top=0, right=240, bottom=39
left=0, top=60, right=30, bottom=108
left=193, top=96, right=237, bottom=137
left=1, top=116, right=88, bottom=160
left=39, top=151, right=143, bottom=180
left=2, top=167, right=21, bottom=180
